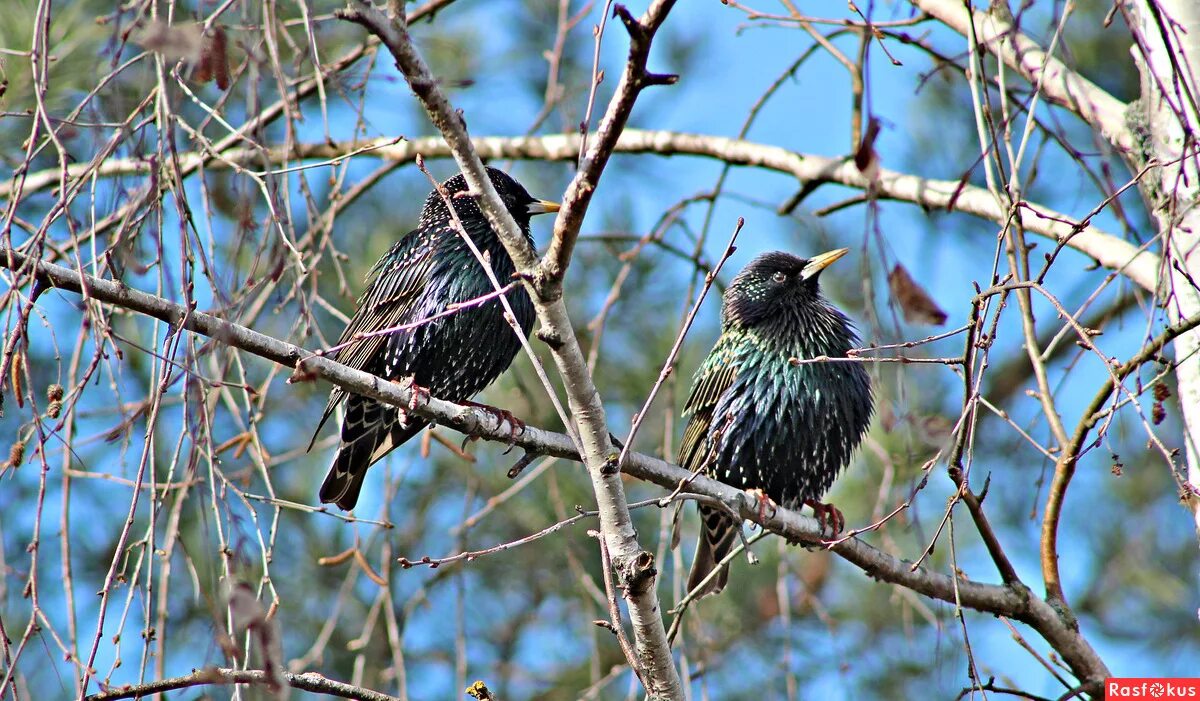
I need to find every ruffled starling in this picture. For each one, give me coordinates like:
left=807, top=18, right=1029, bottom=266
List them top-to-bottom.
left=311, top=168, right=559, bottom=510
left=680, top=249, right=873, bottom=596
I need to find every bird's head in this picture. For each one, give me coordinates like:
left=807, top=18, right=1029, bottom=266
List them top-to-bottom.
left=424, top=167, right=560, bottom=230
left=722, top=249, right=849, bottom=328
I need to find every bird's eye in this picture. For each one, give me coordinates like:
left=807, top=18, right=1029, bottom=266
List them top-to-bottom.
left=771, top=271, right=787, bottom=283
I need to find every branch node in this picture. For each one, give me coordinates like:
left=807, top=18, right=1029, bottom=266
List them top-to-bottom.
left=612, top=4, right=645, bottom=42
left=641, top=71, right=679, bottom=87
left=535, top=327, right=565, bottom=350
left=600, top=451, right=621, bottom=475
left=506, top=452, right=537, bottom=479
left=621, top=550, right=658, bottom=595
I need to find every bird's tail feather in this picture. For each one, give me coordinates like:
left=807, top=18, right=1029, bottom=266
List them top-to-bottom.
left=307, top=388, right=343, bottom=452
left=320, top=397, right=424, bottom=511
left=320, top=448, right=370, bottom=512
left=686, top=505, right=740, bottom=597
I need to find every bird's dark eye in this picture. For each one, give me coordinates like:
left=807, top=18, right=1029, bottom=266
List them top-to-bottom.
left=771, top=271, right=787, bottom=283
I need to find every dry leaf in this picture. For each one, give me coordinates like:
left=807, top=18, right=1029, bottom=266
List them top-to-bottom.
left=854, top=116, right=881, bottom=179
left=888, top=263, right=947, bottom=325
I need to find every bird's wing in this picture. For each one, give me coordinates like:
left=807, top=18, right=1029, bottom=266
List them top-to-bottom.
left=309, top=231, right=438, bottom=446
left=334, top=235, right=437, bottom=371
left=677, top=335, right=739, bottom=474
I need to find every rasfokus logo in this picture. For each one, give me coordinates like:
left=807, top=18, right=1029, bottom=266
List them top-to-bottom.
left=1106, top=679, right=1200, bottom=699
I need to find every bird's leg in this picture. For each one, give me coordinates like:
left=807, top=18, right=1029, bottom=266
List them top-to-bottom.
left=389, top=378, right=430, bottom=426
left=408, top=383, right=430, bottom=411
left=461, top=400, right=526, bottom=448
left=744, top=488, right=778, bottom=526
left=804, top=499, right=845, bottom=537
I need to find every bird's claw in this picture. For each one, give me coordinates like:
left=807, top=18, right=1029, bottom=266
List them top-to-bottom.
left=389, top=379, right=430, bottom=427
left=408, top=382, right=431, bottom=411
left=463, top=400, right=526, bottom=451
left=745, top=488, right=778, bottom=525
left=804, top=499, right=845, bottom=537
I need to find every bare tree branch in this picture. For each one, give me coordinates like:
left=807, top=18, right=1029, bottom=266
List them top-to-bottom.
left=912, top=0, right=1134, bottom=154
left=1121, top=0, right=1200, bottom=538
left=286, top=1, right=686, bottom=695
left=8, top=2, right=1195, bottom=693
left=538, top=2, right=678, bottom=285
left=7, top=130, right=1161, bottom=294
left=0, top=247, right=1114, bottom=688
left=1042, top=305, right=1200, bottom=605
left=84, top=667, right=399, bottom=701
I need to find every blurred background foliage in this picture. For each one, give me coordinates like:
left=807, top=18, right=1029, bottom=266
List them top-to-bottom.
left=1, top=1, right=1196, bottom=700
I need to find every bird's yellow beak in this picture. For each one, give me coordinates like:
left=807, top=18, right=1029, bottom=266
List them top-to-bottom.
left=527, top=199, right=561, bottom=215
left=800, top=248, right=850, bottom=280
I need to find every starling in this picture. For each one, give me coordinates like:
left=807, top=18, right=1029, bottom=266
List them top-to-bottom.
left=310, top=168, right=559, bottom=510
left=680, top=249, right=873, bottom=596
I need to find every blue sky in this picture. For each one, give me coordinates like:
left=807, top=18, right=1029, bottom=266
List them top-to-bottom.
left=3, top=1, right=1197, bottom=698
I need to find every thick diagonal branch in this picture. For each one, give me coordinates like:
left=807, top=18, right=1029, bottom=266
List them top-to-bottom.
left=333, top=2, right=683, bottom=696
left=539, top=2, right=678, bottom=285
left=1, top=248, right=1111, bottom=687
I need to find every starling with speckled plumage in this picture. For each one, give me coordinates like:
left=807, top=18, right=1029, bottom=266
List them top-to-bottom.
left=310, top=168, right=559, bottom=511
left=680, top=249, right=873, bottom=597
